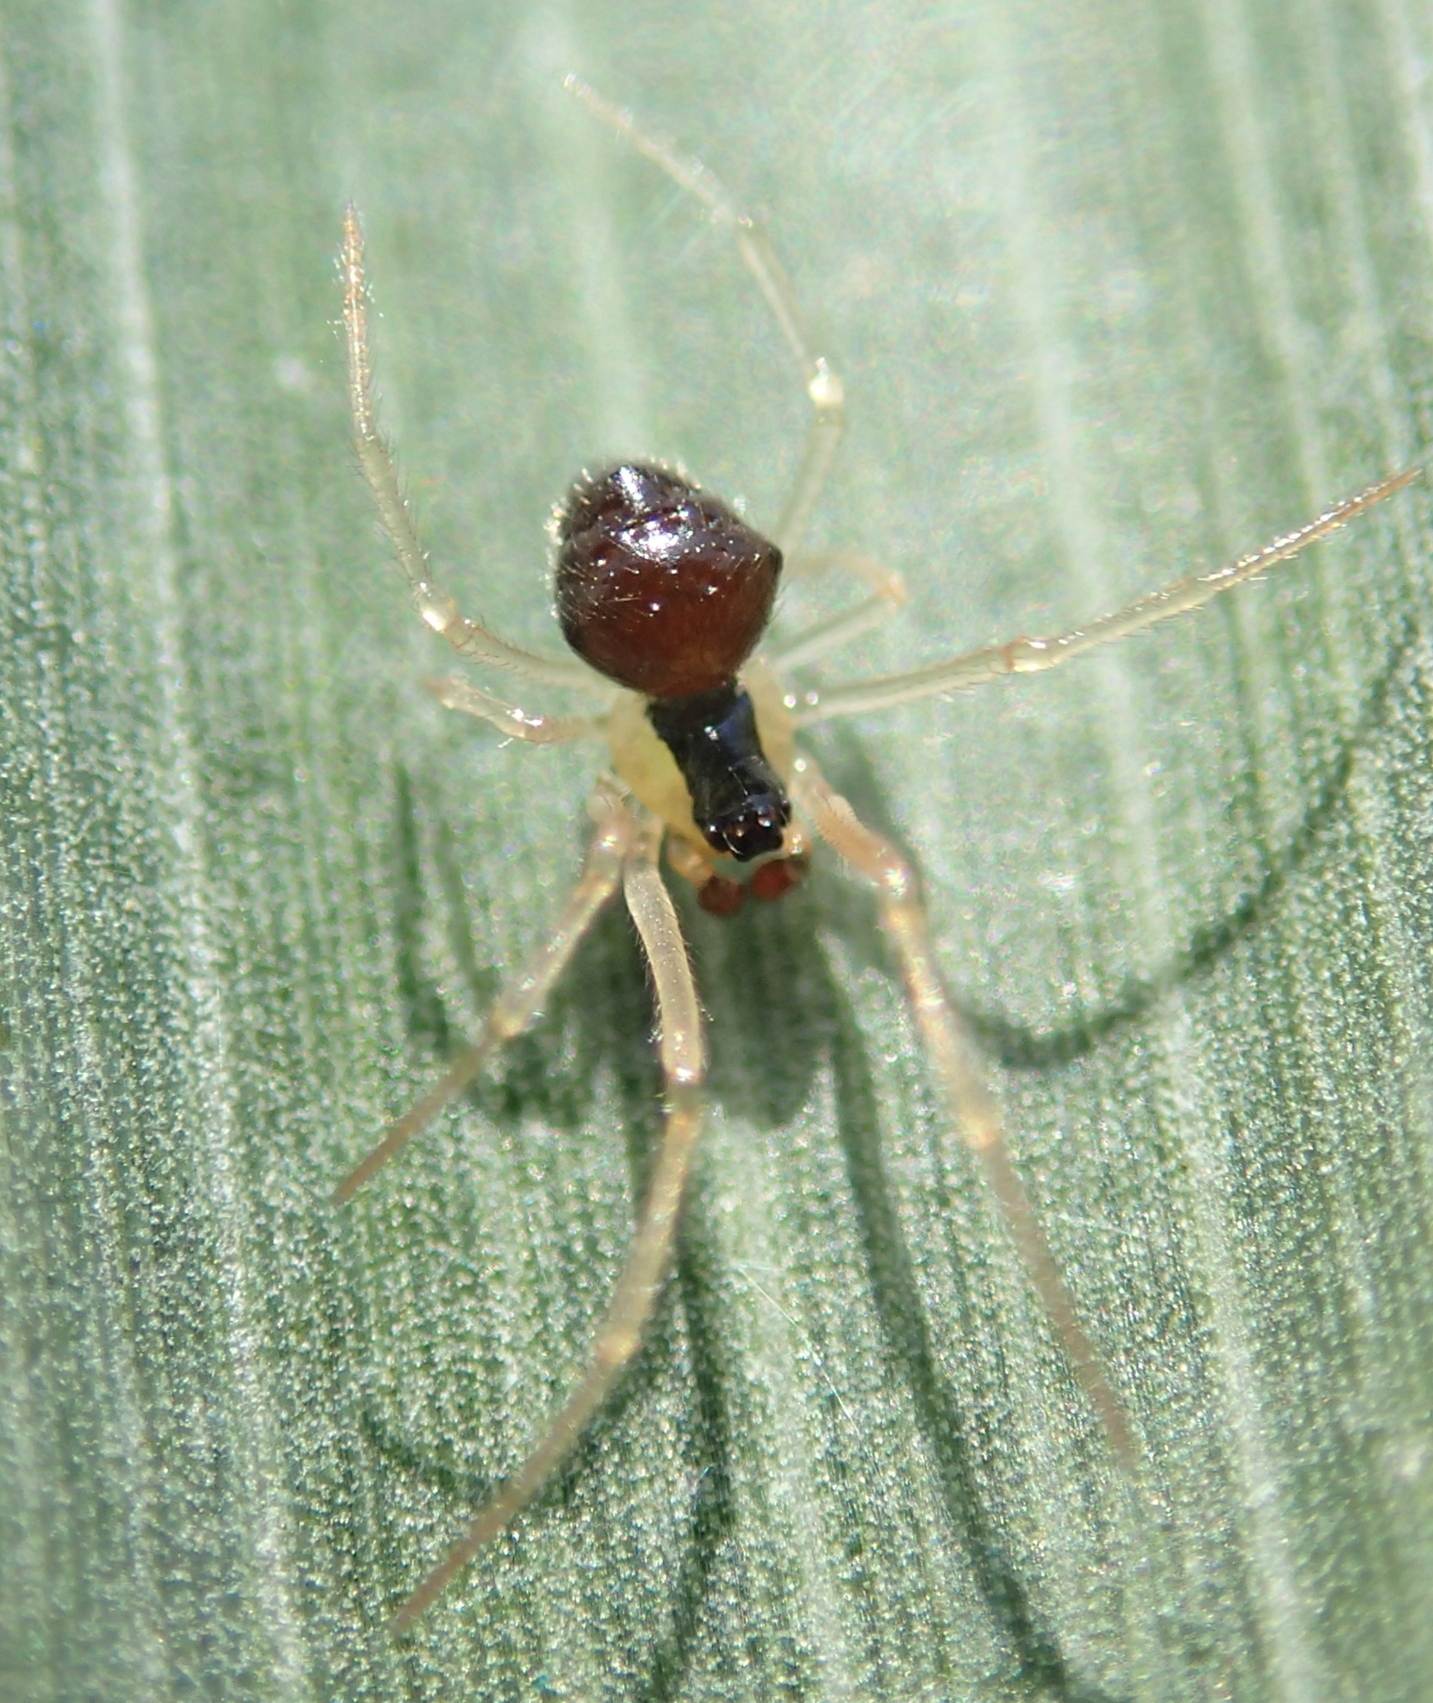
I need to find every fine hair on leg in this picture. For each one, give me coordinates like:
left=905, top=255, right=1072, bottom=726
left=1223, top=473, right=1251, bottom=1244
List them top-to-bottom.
left=563, top=76, right=845, bottom=556
left=340, top=204, right=602, bottom=694
left=794, top=468, right=1421, bottom=726
left=771, top=551, right=909, bottom=674
left=423, top=675, right=602, bottom=745
left=792, top=757, right=1136, bottom=1465
left=333, top=779, right=634, bottom=1203
left=388, top=817, right=707, bottom=1632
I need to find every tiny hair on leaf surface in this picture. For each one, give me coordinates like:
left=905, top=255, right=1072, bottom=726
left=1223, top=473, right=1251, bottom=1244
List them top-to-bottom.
left=5, top=5, right=1433, bottom=1700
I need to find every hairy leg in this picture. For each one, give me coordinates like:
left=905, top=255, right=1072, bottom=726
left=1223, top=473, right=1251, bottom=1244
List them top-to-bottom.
left=565, top=77, right=845, bottom=555
left=340, top=205, right=602, bottom=694
left=794, top=469, right=1419, bottom=725
left=771, top=551, right=909, bottom=674
left=423, top=674, right=603, bottom=745
left=792, top=757, right=1135, bottom=1463
left=333, top=779, right=633, bottom=1202
left=389, top=818, right=707, bottom=1631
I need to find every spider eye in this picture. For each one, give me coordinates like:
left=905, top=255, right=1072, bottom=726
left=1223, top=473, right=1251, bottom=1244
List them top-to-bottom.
left=555, top=463, right=781, bottom=698
left=702, top=793, right=791, bottom=862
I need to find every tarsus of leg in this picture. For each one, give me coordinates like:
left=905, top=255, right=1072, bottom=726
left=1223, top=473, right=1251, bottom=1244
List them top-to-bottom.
left=563, top=77, right=846, bottom=556
left=339, top=204, right=602, bottom=695
left=793, top=467, right=1422, bottom=726
left=771, top=552, right=909, bottom=673
left=424, top=675, right=602, bottom=744
left=792, top=758, right=1137, bottom=1467
left=332, top=782, right=634, bottom=1205
left=389, top=823, right=706, bottom=1633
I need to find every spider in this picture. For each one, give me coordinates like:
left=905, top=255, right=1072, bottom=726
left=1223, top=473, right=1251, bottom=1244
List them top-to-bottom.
left=335, top=76, right=1418, bottom=1632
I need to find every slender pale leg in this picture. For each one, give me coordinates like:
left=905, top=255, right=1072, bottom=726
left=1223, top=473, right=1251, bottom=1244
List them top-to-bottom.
left=565, top=77, right=846, bottom=556
left=340, top=205, right=602, bottom=695
left=794, top=468, right=1421, bottom=726
left=771, top=552, right=909, bottom=674
left=424, top=675, right=602, bottom=745
left=792, top=758, right=1135, bottom=1464
left=333, top=780, right=634, bottom=1203
left=389, top=820, right=707, bottom=1631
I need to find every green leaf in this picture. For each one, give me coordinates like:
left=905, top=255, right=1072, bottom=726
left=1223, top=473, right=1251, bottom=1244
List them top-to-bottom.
left=3, top=2, right=1431, bottom=1698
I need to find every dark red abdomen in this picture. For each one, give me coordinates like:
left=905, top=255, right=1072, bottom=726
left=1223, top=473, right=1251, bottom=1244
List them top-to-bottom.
left=554, top=463, right=782, bottom=698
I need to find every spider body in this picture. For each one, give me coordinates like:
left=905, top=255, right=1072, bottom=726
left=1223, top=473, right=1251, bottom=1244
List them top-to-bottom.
left=335, top=77, right=1418, bottom=1633
left=555, top=460, right=793, bottom=865
left=555, top=461, right=783, bottom=698
left=601, top=656, right=798, bottom=896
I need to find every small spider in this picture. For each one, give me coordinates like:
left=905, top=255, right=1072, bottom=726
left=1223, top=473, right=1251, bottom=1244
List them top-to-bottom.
left=336, top=77, right=1418, bottom=1632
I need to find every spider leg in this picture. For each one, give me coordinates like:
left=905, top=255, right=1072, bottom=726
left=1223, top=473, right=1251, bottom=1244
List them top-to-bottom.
left=564, top=77, right=845, bottom=556
left=340, top=205, right=603, bottom=694
left=793, top=468, right=1421, bottom=726
left=771, top=551, right=908, bottom=674
left=423, top=675, right=603, bottom=744
left=791, top=757, right=1136, bottom=1465
left=332, top=778, right=633, bottom=1203
left=390, top=818, right=705, bottom=1632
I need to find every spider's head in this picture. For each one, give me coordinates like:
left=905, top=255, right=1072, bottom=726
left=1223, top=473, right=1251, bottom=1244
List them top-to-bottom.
left=646, top=684, right=791, bottom=865
left=699, top=791, right=791, bottom=863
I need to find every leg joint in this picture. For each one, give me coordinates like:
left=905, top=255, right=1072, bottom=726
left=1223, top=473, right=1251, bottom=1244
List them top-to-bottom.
left=808, top=358, right=845, bottom=417
left=872, top=845, right=916, bottom=904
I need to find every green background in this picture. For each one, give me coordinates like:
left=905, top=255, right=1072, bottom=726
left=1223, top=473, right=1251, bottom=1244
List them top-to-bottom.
left=2, top=1, right=1431, bottom=1698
